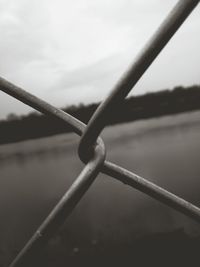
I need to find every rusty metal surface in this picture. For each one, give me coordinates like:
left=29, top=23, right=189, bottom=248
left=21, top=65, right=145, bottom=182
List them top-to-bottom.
left=0, top=0, right=199, bottom=266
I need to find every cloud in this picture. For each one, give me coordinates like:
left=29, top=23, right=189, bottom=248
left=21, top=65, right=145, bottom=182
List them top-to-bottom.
left=0, top=0, right=199, bottom=118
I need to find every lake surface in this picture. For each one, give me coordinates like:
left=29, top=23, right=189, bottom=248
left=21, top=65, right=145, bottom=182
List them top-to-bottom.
left=0, top=111, right=200, bottom=265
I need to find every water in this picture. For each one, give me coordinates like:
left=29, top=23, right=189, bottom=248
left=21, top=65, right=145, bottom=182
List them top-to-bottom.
left=0, top=111, right=200, bottom=265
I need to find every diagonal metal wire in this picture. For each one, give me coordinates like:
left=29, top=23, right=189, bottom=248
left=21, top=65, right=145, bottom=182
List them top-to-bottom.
left=0, top=0, right=199, bottom=266
left=78, top=0, right=200, bottom=157
left=1, top=77, right=200, bottom=224
left=0, top=86, right=199, bottom=266
left=8, top=143, right=106, bottom=267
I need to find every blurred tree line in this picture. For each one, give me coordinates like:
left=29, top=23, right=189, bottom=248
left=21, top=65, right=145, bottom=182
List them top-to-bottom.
left=0, top=85, right=200, bottom=144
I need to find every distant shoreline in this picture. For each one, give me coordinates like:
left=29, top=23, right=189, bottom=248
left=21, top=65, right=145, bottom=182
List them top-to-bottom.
left=0, top=85, right=200, bottom=145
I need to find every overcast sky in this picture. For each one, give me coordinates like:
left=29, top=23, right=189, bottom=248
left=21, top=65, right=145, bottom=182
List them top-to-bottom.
left=0, top=0, right=199, bottom=119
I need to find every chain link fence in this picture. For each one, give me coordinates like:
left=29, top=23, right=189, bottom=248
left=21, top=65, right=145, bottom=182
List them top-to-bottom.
left=0, top=0, right=199, bottom=266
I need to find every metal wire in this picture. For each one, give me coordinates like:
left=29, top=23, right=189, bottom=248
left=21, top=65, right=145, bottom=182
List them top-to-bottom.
left=0, top=0, right=199, bottom=266
left=78, top=0, right=200, bottom=158
left=1, top=78, right=200, bottom=224
left=9, top=143, right=106, bottom=267
left=103, top=162, right=200, bottom=223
